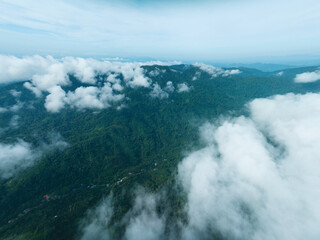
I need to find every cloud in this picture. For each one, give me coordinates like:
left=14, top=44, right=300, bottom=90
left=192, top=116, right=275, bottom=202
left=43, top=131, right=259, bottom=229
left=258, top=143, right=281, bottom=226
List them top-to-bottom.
left=0, top=55, right=56, bottom=84
left=0, top=55, right=155, bottom=88
left=0, top=55, right=185, bottom=113
left=1, top=55, right=181, bottom=112
left=194, top=63, right=241, bottom=78
left=148, top=68, right=166, bottom=77
left=294, top=69, right=320, bottom=83
left=192, top=71, right=201, bottom=81
left=277, top=71, right=284, bottom=76
left=149, top=81, right=176, bottom=99
left=164, top=81, right=175, bottom=93
left=23, top=82, right=43, bottom=97
left=150, top=83, right=169, bottom=99
left=177, top=83, right=190, bottom=93
left=44, top=84, right=124, bottom=113
left=65, top=84, right=124, bottom=111
left=45, top=86, right=67, bottom=113
left=10, top=89, right=21, bottom=98
left=79, top=91, right=320, bottom=240
left=178, top=92, right=320, bottom=240
left=0, top=101, right=24, bottom=114
left=9, top=115, right=19, bottom=128
left=0, top=133, right=68, bottom=179
left=0, top=140, right=35, bottom=179
left=80, top=189, right=166, bottom=240
left=123, top=189, right=165, bottom=240
left=79, top=195, right=114, bottom=240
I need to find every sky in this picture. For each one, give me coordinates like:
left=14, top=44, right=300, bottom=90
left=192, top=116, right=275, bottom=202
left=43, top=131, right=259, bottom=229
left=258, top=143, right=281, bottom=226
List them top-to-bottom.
left=0, top=0, right=320, bottom=63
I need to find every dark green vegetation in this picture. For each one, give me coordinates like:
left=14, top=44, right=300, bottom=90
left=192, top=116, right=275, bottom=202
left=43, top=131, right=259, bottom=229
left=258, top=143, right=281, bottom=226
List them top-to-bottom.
left=0, top=65, right=320, bottom=239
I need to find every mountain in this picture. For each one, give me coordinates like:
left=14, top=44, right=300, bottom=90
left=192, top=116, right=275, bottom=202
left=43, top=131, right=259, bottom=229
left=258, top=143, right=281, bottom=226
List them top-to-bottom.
left=1, top=62, right=320, bottom=240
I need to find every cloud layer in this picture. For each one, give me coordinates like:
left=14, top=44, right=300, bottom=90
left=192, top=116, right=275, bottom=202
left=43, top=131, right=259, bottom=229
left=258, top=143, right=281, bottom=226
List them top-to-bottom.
left=0, top=55, right=241, bottom=113
left=0, top=55, right=156, bottom=112
left=79, top=91, right=320, bottom=240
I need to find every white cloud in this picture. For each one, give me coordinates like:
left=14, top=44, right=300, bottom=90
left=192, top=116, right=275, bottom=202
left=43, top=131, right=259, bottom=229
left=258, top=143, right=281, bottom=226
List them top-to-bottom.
left=0, top=55, right=56, bottom=84
left=0, top=55, right=156, bottom=88
left=1, top=55, right=180, bottom=111
left=194, top=63, right=241, bottom=78
left=121, top=64, right=151, bottom=88
left=148, top=68, right=166, bottom=77
left=222, top=69, right=241, bottom=76
left=295, top=69, right=320, bottom=83
left=192, top=71, right=201, bottom=81
left=277, top=71, right=284, bottom=76
left=164, top=81, right=175, bottom=93
left=23, top=82, right=42, bottom=97
left=150, top=83, right=169, bottom=99
left=177, top=83, right=190, bottom=93
left=44, top=84, right=124, bottom=113
left=66, top=84, right=124, bottom=110
left=45, top=86, right=67, bottom=113
left=66, top=86, right=105, bottom=110
left=178, top=92, right=320, bottom=240
left=0, top=133, right=68, bottom=179
left=0, top=140, right=35, bottom=179
left=80, top=189, right=165, bottom=240
left=123, top=190, right=165, bottom=240
left=80, top=195, right=114, bottom=240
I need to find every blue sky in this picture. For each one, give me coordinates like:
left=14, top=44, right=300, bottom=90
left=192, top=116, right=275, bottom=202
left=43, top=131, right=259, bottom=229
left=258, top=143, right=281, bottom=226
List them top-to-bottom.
left=0, top=0, right=320, bottom=63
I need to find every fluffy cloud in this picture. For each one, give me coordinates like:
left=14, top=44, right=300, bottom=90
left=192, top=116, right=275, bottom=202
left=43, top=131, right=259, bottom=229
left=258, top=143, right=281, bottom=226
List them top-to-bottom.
left=0, top=55, right=56, bottom=84
left=0, top=55, right=154, bottom=88
left=1, top=55, right=180, bottom=112
left=0, top=56, right=244, bottom=113
left=194, top=63, right=241, bottom=78
left=294, top=69, right=320, bottom=83
left=177, top=83, right=190, bottom=93
left=44, top=84, right=124, bottom=113
left=67, top=84, right=124, bottom=110
left=45, top=86, right=67, bottom=113
left=79, top=91, right=320, bottom=240
left=178, top=92, right=320, bottom=240
left=0, top=133, right=68, bottom=179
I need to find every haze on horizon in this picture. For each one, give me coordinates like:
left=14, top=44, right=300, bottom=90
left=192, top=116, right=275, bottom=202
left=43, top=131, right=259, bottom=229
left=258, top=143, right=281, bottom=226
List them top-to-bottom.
left=0, top=0, right=320, bottom=64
